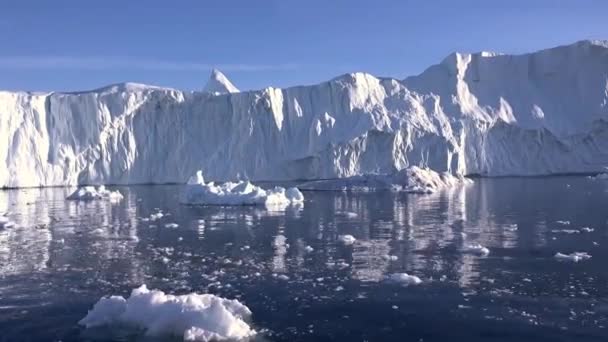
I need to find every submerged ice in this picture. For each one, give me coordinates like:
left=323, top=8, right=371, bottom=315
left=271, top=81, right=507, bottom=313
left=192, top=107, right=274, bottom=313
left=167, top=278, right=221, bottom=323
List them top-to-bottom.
left=1, top=40, right=608, bottom=188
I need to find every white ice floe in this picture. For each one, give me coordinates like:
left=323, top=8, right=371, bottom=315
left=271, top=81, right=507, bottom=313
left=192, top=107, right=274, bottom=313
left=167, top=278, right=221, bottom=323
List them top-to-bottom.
left=298, top=166, right=471, bottom=193
left=180, top=171, right=304, bottom=207
left=67, top=186, right=123, bottom=202
left=0, top=216, right=15, bottom=229
left=556, top=220, right=571, bottom=225
left=580, top=227, right=595, bottom=233
left=551, top=229, right=580, bottom=234
left=338, top=234, right=356, bottom=245
left=463, top=243, right=490, bottom=256
left=304, top=245, right=314, bottom=253
left=554, top=252, right=592, bottom=262
left=387, top=273, right=423, bottom=285
left=79, top=285, right=255, bottom=342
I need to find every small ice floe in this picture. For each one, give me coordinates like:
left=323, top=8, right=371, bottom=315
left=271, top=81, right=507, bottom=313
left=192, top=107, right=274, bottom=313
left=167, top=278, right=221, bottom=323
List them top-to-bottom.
left=180, top=171, right=304, bottom=208
left=590, top=173, right=608, bottom=180
left=67, top=186, right=123, bottom=202
left=149, top=211, right=164, bottom=221
left=337, top=211, right=358, bottom=218
left=0, top=216, right=15, bottom=229
left=555, top=220, right=571, bottom=225
left=164, top=223, right=179, bottom=229
left=504, top=224, right=518, bottom=232
left=580, top=227, right=594, bottom=233
left=550, top=229, right=580, bottom=234
left=338, top=235, right=356, bottom=245
left=463, top=243, right=490, bottom=256
left=304, top=245, right=314, bottom=253
left=554, top=252, right=592, bottom=262
left=382, top=255, right=399, bottom=261
left=386, top=273, right=422, bottom=286
left=274, top=274, right=290, bottom=281
left=79, top=285, right=255, bottom=341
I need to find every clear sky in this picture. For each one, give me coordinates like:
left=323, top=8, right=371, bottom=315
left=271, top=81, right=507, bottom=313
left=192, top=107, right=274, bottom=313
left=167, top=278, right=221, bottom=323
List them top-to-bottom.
left=0, top=0, right=607, bottom=92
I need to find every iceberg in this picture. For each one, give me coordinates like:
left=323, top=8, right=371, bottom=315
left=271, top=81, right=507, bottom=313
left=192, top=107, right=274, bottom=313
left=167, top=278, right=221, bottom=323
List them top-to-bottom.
left=1, top=40, right=608, bottom=188
left=298, top=166, right=470, bottom=193
left=180, top=171, right=304, bottom=207
left=66, top=186, right=123, bottom=202
left=79, top=285, right=255, bottom=342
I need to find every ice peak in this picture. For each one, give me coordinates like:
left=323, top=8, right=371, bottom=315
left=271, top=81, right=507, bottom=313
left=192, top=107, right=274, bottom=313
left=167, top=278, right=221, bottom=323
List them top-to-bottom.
left=204, top=68, right=240, bottom=95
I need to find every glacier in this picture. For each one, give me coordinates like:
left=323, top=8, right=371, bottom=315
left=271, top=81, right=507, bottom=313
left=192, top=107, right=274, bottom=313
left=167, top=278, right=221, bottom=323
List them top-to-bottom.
left=1, top=40, right=608, bottom=188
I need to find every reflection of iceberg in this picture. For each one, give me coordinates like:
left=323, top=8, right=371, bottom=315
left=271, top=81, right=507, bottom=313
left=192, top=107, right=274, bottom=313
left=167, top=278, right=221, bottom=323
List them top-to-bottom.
left=351, top=239, right=391, bottom=282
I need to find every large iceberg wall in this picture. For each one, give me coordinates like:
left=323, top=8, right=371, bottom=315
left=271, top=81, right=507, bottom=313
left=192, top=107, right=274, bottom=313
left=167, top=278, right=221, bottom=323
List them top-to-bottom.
left=1, top=40, right=607, bottom=187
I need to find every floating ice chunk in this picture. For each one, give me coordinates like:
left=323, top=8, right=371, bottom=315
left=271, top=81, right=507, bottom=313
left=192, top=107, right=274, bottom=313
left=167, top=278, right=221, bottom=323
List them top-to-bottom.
left=298, top=166, right=471, bottom=193
left=180, top=171, right=304, bottom=207
left=590, top=173, right=608, bottom=180
left=67, top=186, right=123, bottom=202
left=150, top=212, right=164, bottom=221
left=0, top=216, right=15, bottom=229
left=556, top=220, right=571, bottom=225
left=165, top=223, right=179, bottom=229
left=580, top=227, right=594, bottom=233
left=551, top=229, right=580, bottom=234
left=338, top=235, right=356, bottom=245
left=463, top=243, right=490, bottom=256
left=304, top=245, right=314, bottom=253
left=554, top=252, right=592, bottom=262
left=382, top=254, right=398, bottom=261
left=387, top=273, right=422, bottom=285
left=79, top=285, right=255, bottom=341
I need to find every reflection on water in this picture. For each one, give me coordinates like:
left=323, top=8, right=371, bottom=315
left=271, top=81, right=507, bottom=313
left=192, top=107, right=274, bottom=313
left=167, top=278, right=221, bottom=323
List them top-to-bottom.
left=0, top=178, right=607, bottom=341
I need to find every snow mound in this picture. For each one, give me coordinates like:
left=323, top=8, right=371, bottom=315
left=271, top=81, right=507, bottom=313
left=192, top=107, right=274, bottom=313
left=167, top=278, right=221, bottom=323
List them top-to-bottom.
left=203, top=69, right=240, bottom=95
left=298, top=166, right=471, bottom=193
left=180, top=171, right=304, bottom=207
left=66, top=186, right=123, bottom=202
left=0, top=216, right=15, bottom=229
left=463, top=243, right=490, bottom=256
left=554, top=252, right=592, bottom=262
left=387, top=273, right=423, bottom=285
left=79, top=285, right=255, bottom=342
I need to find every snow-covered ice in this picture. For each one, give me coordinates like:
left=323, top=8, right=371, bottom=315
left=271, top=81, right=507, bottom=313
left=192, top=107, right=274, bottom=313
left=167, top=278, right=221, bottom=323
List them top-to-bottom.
left=2, top=41, right=608, bottom=188
left=298, top=166, right=470, bottom=193
left=180, top=171, right=304, bottom=207
left=66, top=186, right=123, bottom=202
left=554, top=252, right=592, bottom=262
left=387, top=273, right=423, bottom=285
left=79, top=285, right=255, bottom=341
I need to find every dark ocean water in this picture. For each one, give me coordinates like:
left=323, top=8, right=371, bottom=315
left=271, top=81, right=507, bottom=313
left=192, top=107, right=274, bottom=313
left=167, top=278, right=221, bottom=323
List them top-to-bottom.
left=0, top=176, right=607, bottom=341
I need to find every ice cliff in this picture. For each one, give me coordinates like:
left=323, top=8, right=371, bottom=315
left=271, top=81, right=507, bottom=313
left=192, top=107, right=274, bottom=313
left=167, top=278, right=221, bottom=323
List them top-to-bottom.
left=1, top=40, right=607, bottom=188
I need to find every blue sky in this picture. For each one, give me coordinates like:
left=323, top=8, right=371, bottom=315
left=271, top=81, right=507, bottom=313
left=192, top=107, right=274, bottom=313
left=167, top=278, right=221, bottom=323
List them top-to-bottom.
left=0, top=0, right=607, bottom=92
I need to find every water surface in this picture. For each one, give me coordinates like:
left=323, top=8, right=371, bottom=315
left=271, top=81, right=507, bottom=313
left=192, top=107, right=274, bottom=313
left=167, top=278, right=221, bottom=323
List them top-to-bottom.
left=0, top=177, right=607, bottom=341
